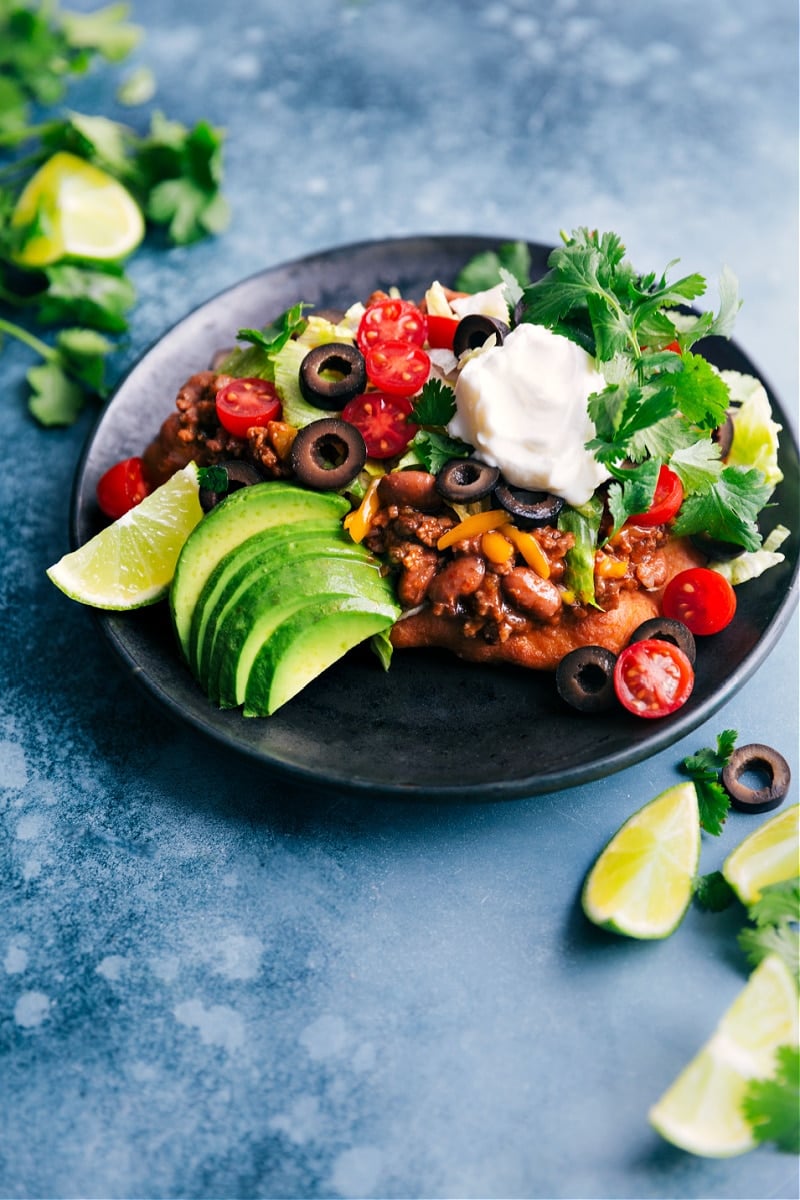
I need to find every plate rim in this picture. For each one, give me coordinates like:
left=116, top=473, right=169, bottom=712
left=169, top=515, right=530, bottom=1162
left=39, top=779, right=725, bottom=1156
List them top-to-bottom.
left=69, top=233, right=800, bottom=800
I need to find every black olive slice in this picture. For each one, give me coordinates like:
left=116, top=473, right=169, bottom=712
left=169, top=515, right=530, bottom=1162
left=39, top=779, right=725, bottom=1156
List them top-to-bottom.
left=453, top=313, right=510, bottom=357
left=299, top=343, right=367, bottom=411
left=712, top=412, right=734, bottom=459
left=290, top=418, right=367, bottom=491
left=436, top=458, right=500, bottom=504
left=199, top=460, right=265, bottom=512
left=494, top=482, right=564, bottom=528
left=690, top=532, right=746, bottom=562
left=629, top=617, right=697, bottom=665
left=556, top=646, right=618, bottom=713
left=721, top=744, right=791, bottom=813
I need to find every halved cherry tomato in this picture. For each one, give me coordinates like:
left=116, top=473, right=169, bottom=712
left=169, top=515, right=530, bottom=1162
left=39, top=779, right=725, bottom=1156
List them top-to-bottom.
left=356, top=298, right=427, bottom=355
left=426, top=314, right=460, bottom=351
left=365, top=340, right=430, bottom=397
left=215, top=377, right=282, bottom=438
left=340, top=392, right=418, bottom=459
left=96, top=456, right=152, bottom=520
left=628, top=464, right=684, bottom=527
left=662, top=567, right=737, bottom=636
left=614, top=639, right=695, bottom=719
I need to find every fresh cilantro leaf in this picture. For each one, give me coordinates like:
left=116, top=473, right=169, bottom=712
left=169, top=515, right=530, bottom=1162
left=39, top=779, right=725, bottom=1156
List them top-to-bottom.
left=58, top=4, right=142, bottom=62
left=116, top=65, right=156, bottom=107
left=41, top=111, right=134, bottom=177
left=134, top=113, right=229, bottom=244
left=455, top=240, right=530, bottom=293
left=35, top=262, right=136, bottom=333
left=237, top=303, right=309, bottom=358
left=55, top=326, right=113, bottom=394
left=661, top=351, right=731, bottom=431
left=27, top=359, right=85, bottom=425
left=410, top=377, right=456, bottom=426
left=627, top=414, right=702, bottom=463
left=407, top=429, right=471, bottom=475
left=668, top=436, right=724, bottom=495
left=605, top=458, right=660, bottom=535
left=197, top=464, right=229, bottom=494
left=671, top=465, right=773, bottom=552
left=680, top=729, right=737, bottom=835
left=693, top=870, right=736, bottom=912
left=738, top=878, right=800, bottom=977
left=748, top=879, right=800, bottom=930
left=739, top=922, right=800, bottom=978
left=741, top=1046, right=800, bottom=1154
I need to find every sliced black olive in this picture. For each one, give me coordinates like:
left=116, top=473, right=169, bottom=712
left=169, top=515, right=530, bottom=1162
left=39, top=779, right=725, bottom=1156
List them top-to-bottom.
left=453, top=313, right=510, bottom=357
left=299, top=343, right=367, bottom=410
left=712, top=412, right=734, bottom=459
left=290, top=418, right=367, bottom=491
left=436, top=458, right=500, bottom=504
left=199, top=460, right=265, bottom=512
left=494, top=482, right=564, bottom=528
left=690, top=532, right=746, bottom=562
left=629, top=617, right=697, bottom=665
left=556, top=646, right=618, bottom=713
left=721, top=744, right=791, bottom=813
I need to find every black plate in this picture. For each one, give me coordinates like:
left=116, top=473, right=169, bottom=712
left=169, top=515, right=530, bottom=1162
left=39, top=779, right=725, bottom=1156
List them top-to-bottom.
left=71, top=236, right=800, bottom=799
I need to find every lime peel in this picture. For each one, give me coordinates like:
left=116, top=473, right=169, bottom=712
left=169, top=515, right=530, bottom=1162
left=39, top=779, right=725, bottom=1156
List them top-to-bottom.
left=47, top=463, right=203, bottom=610
left=581, top=781, right=700, bottom=939
left=649, top=954, right=800, bottom=1157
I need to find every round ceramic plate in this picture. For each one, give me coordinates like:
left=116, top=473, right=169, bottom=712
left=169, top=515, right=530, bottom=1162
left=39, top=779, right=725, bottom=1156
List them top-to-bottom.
left=71, top=236, right=799, bottom=799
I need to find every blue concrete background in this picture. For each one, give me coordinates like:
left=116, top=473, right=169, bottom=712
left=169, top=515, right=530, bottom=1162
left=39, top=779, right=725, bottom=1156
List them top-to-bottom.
left=1, top=1, right=798, bottom=1197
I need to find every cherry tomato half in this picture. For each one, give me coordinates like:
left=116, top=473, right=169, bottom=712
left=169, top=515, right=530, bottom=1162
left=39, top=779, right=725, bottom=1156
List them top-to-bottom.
left=356, top=298, right=427, bottom=356
left=426, top=314, right=460, bottom=351
left=365, top=340, right=430, bottom=397
left=215, top=377, right=282, bottom=438
left=340, top=392, right=418, bottom=459
left=96, top=456, right=152, bottom=520
left=628, top=464, right=684, bottom=527
left=662, top=567, right=737, bottom=636
left=614, top=639, right=695, bottom=719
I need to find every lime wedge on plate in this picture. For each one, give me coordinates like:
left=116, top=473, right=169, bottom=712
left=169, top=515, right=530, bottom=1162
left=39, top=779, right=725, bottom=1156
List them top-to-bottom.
left=12, top=151, right=145, bottom=267
left=47, top=464, right=203, bottom=609
left=582, top=782, right=700, bottom=938
left=722, top=805, right=800, bottom=905
left=649, top=953, right=799, bottom=1157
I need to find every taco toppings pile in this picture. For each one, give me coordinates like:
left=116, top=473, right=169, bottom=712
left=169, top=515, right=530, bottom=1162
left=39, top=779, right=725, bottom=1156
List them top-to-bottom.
left=58, top=228, right=789, bottom=718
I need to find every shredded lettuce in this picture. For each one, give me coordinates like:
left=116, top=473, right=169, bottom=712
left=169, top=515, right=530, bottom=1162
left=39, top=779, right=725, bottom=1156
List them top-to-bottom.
left=271, top=337, right=326, bottom=428
left=722, top=370, right=784, bottom=492
left=558, top=495, right=604, bottom=607
left=710, top=525, right=789, bottom=585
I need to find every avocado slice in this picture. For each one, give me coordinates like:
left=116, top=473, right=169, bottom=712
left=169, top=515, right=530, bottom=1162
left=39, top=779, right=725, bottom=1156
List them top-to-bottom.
left=170, top=481, right=349, bottom=658
left=189, top=523, right=359, bottom=677
left=206, top=551, right=394, bottom=707
left=242, top=594, right=401, bottom=717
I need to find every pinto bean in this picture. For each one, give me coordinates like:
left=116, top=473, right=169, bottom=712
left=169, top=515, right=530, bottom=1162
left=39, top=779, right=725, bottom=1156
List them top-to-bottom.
left=378, top=470, right=441, bottom=512
left=428, top=555, right=486, bottom=613
left=501, top=566, right=562, bottom=620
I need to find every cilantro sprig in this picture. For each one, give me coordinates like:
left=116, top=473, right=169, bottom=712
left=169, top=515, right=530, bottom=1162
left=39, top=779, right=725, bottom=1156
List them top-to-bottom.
left=0, top=2, right=228, bottom=426
left=681, top=728, right=738, bottom=835
left=741, top=1045, right=800, bottom=1154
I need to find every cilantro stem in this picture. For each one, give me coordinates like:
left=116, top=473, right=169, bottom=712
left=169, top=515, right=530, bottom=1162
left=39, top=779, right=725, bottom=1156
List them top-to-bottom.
left=0, top=120, right=61, bottom=149
left=0, top=316, right=56, bottom=362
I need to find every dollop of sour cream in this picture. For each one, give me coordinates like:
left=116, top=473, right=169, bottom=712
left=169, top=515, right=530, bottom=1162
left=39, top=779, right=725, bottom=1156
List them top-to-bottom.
left=449, top=322, right=610, bottom=507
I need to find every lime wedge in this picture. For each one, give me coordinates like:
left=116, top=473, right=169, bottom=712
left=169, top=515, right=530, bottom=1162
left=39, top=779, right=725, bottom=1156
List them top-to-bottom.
left=12, top=151, right=144, bottom=267
left=47, top=464, right=203, bottom=609
left=582, top=782, right=700, bottom=938
left=723, top=805, right=800, bottom=906
left=649, top=953, right=799, bottom=1157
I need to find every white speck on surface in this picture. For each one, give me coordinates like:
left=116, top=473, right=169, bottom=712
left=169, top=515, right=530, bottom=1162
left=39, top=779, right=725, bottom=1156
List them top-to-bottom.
left=229, top=52, right=261, bottom=81
left=305, top=177, right=329, bottom=196
left=0, top=740, right=27, bottom=788
left=22, top=859, right=42, bottom=881
left=208, top=934, right=263, bottom=981
left=4, top=943, right=28, bottom=974
left=149, top=954, right=180, bottom=982
left=96, top=955, right=128, bottom=981
left=14, top=990, right=51, bottom=1028
left=173, top=999, right=245, bottom=1052
left=299, top=1013, right=350, bottom=1060
left=351, top=1041, right=376, bottom=1073
left=267, top=1094, right=322, bottom=1145
left=330, top=1145, right=384, bottom=1199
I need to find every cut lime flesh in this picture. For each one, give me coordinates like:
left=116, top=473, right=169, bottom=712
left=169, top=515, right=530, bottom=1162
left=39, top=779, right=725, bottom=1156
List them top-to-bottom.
left=723, top=805, right=800, bottom=905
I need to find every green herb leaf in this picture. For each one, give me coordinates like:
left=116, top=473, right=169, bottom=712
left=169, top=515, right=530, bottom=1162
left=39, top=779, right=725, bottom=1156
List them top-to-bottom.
left=58, top=3, right=143, bottom=62
left=134, top=113, right=229, bottom=244
left=455, top=240, right=530, bottom=293
left=36, top=262, right=136, bottom=333
left=55, top=326, right=114, bottom=393
left=27, top=359, right=85, bottom=425
left=410, top=377, right=456, bottom=426
left=407, top=428, right=471, bottom=475
left=605, top=458, right=660, bottom=536
left=197, top=464, right=228, bottom=494
left=671, top=465, right=773, bottom=552
left=680, top=729, right=737, bottom=835
left=693, top=870, right=736, bottom=912
left=738, top=878, right=800, bottom=977
left=741, top=1046, right=800, bottom=1154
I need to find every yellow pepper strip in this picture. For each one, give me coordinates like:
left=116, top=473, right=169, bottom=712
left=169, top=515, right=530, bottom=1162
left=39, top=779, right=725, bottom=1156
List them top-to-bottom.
left=343, top=476, right=382, bottom=543
left=437, top=508, right=511, bottom=551
left=504, top=525, right=551, bottom=579
left=481, top=528, right=515, bottom=566
left=595, top=551, right=628, bottom=580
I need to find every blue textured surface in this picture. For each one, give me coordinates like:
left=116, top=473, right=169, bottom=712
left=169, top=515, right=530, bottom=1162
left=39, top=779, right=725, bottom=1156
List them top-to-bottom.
left=1, top=1, right=798, bottom=1197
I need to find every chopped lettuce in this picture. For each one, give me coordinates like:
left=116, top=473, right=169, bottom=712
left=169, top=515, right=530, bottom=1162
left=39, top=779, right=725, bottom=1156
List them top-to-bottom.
left=271, top=337, right=327, bottom=428
left=722, top=370, right=784, bottom=492
left=558, top=495, right=604, bottom=607
left=710, top=525, right=789, bottom=585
